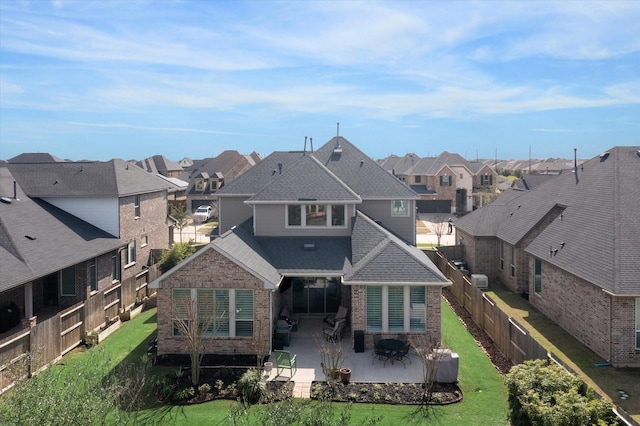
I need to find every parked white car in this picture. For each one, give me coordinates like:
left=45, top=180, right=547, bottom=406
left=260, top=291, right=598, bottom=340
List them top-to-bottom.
left=193, top=205, right=212, bottom=223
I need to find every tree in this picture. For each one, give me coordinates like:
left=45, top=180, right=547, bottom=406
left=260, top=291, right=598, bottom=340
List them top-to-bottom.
left=169, top=204, right=190, bottom=243
left=431, top=213, right=449, bottom=246
left=158, top=241, right=195, bottom=273
left=172, top=289, right=229, bottom=385
left=409, top=335, right=450, bottom=412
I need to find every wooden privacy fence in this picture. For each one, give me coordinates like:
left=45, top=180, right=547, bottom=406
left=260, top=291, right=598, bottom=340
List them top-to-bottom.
left=429, top=249, right=638, bottom=426
left=430, top=249, right=548, bottom=365
left=0, top=264, right=160, bottom=394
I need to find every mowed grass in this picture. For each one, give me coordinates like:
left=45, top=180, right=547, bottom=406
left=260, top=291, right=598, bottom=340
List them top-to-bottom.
left=485, top=282, right=640, bottom=423
left=11, top=301, right=508, bottom=425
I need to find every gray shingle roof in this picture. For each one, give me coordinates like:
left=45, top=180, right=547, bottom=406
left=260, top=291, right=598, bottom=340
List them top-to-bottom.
left=457, top=146, right=640, bottom=295
left=7, top=153, right=67, bottom=163
left=248, top=154, right=361, bottom=203
left=7, top=159, right=168, bottom=197
left=1, top=166, right=123, bottom=292
left=346, top=211, right=448, bottom=284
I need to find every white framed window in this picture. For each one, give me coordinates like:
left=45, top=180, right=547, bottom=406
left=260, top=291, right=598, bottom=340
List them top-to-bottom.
left=414, top=175, right=421, bottom=183
left=440, top=175, right=451, bottom=186
left=134, top=195, right=140, bottom=218
left=391, top=200, right=409, bottom=217
left=286, top=204, right=347, bottom=228
left=141, top=235, right=148, bottom=247
left=124, top=241, right=136, bottom=266
left=510, top=246, right=515, bottom=277
left=111, top=250, right=120, bottom=282
left=88, top=258, right=98, bottom=292
left=534, top=258, right=542, bottom=294
left=60, top=266, right=76, bottom=296
left=366, top=285, right=426, bottom=332
left=172, top=288, right=253, bottom=338
left=635, top=298, right=640, bottom=350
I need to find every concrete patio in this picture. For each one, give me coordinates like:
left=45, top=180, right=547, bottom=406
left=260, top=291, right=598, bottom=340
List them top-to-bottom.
left=263, top=317, right=426, bottom=398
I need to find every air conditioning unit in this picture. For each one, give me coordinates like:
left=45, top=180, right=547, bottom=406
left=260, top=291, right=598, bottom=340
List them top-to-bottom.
left=471, top=274, right=488, bottom=289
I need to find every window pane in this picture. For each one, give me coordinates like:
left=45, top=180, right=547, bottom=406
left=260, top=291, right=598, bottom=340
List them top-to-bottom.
left=392, top=200, right=409, bottom=216
left=288, top=205, right=301, bottom=226
left=306, top=205, right=326, bottom=226
left=331, top=205, right=345, bottom=226
left=89, top=258, right=97, bottom=292
left=534, top=259, right=542, bottom=293
left=61, top=266, right=76, bottom=296
left=366, top=286, right=382, bottom=332
left=388, top=286, right=404, bottom=332
left=410, top=287, right=426, bottom=331
left=214, top=290, right=229, bottom=336
left=235, top=290, right=253, bottom=320
left=636, top=298, right=640, bottom=349
left=236, top=322, right=253, bottom=337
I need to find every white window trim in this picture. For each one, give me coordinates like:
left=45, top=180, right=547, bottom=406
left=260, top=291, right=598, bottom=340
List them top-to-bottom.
left=391, top=200, right=410, bottom=217
left=285, top=204, right=348, bottom=229
left=141, top=235, right=148, bottom=248
left=124, top=241, right=136, bottom=268
left=88, top=258, right=98, bottom=294
left=366, top=285, right=425, bottom=332
left=635, top=297, right=640, bottom=350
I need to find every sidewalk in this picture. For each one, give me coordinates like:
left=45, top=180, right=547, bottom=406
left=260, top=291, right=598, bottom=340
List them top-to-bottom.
left=416, top=213, right=457, bottom=246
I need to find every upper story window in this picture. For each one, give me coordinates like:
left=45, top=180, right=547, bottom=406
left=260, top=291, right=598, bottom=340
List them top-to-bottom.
left=481, top=174, right=493, bottom=186
left=440, top=175, right=451, bottom=186
left=414, top=176, right=421, bottom=183
left=196, top=180, right=206, bottom=191
left=210, top=180, right=218, bottom=190
left=134, top=195, right=140, bottom=218
left=392, top=200, right=409, bottom=217
left=286, top=204, right=347, bottom=228
left=141, top=235, right=148, bottom=247
left=124, top=241, right=136, bottom=267
left=111, top=250, right=120, bottom=282
left=635, top=298, right=640, bottom=350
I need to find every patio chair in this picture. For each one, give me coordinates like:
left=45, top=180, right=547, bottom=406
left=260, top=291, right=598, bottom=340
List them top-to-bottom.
left=325, top=305, right=348, bottom=327
left=323, top=319, right=346, bottom=342
left=371, top=336, right=392, bottom=365
left=392, top=343, right=412, bottom=367
left=274, top=349, right=297, bottom=378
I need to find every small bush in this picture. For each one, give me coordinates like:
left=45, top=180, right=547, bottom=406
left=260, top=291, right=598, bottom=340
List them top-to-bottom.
left=505, top=359, right=617, bottom=426
left=236, top=368, right=266, bottom=405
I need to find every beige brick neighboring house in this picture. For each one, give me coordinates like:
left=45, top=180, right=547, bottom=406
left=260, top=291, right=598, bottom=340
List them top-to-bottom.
left=151, top=137, right=450, bottom=359
left=455, top=146, right=640, bottom=367
left=379, top=152, right=499, bottom=213
left=8, top=158, right=171, bottom=286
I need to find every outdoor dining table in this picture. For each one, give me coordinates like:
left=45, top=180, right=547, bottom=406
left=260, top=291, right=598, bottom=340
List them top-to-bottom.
left=376, top=338, right=405, bottom=366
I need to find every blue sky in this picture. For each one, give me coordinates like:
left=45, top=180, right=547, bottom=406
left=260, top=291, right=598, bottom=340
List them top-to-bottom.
left=1, top=1, right=639, bottom=162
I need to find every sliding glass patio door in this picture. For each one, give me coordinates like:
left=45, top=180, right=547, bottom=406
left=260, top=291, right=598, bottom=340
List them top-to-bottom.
left=292, top=277, right=341, bottom=314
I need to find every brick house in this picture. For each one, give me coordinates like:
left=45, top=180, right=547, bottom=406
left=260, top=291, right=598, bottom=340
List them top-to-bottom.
left=151, top=137, right=450, bottom=358
left=454, top=146, right=640, bottom=367
left=379, top=152, right=498, bottom=213
left=8, top=158, right=171, bottom=285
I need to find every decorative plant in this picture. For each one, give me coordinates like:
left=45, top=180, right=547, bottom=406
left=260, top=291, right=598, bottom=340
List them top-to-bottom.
left=316, top=336, right=346, bottom=383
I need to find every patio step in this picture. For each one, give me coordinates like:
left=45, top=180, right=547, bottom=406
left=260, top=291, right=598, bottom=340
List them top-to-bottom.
left=293, top=381, right=312, bottom=398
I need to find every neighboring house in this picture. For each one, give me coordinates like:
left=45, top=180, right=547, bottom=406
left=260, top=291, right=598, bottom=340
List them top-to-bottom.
left=150, top=137, right=450, bottom=358
left=454, top=146, right=640, bottom=368
left=179, top=150, right=261, bottom=213
left=379, top=152, right=498, bottom=213
left=136, top=155, right=184, bottom=178
left=7, top=158, right=171, bottom=287
left=0, top=164, right=123, bottom=365
left=511, top=173, right=558, bottom=191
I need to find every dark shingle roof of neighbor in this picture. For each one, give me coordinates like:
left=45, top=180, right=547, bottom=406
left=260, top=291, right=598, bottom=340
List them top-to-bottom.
left=455, top=146, right=640, bottom=295
left=7, top=153, right=67, bottom=163
left=248, top=154, right=361, bottom=203
left=7, top=159, right=168, bottom=197
left=0, top=166, right=123, bottom=292
left=511, top=174, right=559, bottom=190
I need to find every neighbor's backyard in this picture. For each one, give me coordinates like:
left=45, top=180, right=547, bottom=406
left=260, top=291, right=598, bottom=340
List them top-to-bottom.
left=1, top=300, right=508, bottom=425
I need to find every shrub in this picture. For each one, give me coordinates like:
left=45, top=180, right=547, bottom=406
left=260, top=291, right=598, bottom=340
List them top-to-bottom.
left=158, top=241, right=195, bottom=273
left=505, top=359, right=617, bottom=426
left=236, top=368, right=266, bottom=405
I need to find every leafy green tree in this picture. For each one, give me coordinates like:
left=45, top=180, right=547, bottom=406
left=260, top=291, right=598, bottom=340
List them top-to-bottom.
left=158, top=241, right=195, bottom=273
left=505, top=359, right=617, bottom=426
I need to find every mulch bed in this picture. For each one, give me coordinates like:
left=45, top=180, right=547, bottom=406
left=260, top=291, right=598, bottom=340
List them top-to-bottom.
left=442, top=288, right=512, bottom=374
left=311, top=381, right=462, bottom=405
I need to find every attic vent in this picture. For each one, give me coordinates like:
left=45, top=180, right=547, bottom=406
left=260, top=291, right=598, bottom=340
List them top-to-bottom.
left=0, top=197, right=11, bottom=204
left=25, top=235, right=36, bottom=241
left=303, top=243, right=316, bottom=251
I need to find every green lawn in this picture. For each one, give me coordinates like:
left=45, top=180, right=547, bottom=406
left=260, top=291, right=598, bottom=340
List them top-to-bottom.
left=3, top=301, right=508, bottom=425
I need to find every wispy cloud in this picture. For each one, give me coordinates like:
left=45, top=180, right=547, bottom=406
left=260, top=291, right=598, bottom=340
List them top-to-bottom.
left=66, top=121, right=265, bottom=137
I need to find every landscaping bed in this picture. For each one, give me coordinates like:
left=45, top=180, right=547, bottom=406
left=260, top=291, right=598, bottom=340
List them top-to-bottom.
left=311, top=381, right=462, bottom=405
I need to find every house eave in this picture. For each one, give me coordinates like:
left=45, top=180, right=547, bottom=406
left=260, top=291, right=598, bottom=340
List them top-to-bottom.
left=342, top=280, right=451, bottom=287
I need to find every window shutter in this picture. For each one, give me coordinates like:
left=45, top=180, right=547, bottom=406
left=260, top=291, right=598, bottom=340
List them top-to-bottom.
left=366, top=286, right=382, bottom=331
left=388, top=286, right=404, bottom=332
left=409, top=287, right=426, bottom=331
left=235, top=290, right=254, bottom=337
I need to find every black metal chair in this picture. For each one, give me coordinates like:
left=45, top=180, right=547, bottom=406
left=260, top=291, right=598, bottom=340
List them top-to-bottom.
left=371, top=336, right=392, bottom=365
left=392, top=343, right=412, bottom=367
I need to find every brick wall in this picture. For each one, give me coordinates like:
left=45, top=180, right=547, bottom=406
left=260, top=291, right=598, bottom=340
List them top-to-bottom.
left=119, top=191, right=169, bottom=283
left=458, top=230, right=497, bottom=281
left=156, top=247, right=272, bottom=357
left=350, top=284, right=442, bottom=349
left=610, top=297, right=640, bottom=367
